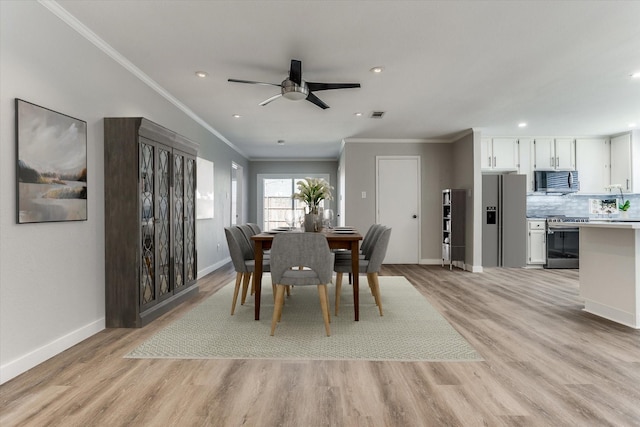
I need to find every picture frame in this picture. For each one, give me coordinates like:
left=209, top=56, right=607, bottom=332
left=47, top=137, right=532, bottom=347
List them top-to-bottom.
left=15, top=99, right=87, bottom=223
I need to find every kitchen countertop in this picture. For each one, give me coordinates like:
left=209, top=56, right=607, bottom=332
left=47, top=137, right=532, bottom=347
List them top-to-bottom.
left=575, top=220, right=640, bottom=229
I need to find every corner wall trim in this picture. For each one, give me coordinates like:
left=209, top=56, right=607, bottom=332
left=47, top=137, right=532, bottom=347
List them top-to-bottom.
left=38, top=0, right=246, bottom=158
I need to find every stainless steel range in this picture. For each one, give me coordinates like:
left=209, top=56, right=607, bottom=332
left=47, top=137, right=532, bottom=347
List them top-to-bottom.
left=545, top=216, right=588, bottom=269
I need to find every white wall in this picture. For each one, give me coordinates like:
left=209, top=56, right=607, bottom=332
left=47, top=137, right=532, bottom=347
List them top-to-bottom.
left=0, top=1, right=246, bottom=383
left=342, top=141, right=454, bottom=262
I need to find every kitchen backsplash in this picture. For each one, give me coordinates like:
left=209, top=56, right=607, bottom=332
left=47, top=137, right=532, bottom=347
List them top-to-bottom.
left=527, top=193, right=639, bottom=218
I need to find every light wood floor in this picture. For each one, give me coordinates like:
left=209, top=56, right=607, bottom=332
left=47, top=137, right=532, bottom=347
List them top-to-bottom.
left=1, top=264, right=639, bottom=426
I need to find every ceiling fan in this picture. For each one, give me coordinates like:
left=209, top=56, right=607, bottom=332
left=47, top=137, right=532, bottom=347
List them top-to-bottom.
left=228, top=59, right=360, bottom=109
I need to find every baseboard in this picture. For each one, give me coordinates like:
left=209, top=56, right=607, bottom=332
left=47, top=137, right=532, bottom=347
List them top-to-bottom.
left=198, top=257, right=231, bottom=279
left=420, top=259, right=482, bottom=273
left=583, top=300, right=639, bottom=329
left=0, top=318, right=105, bottom=385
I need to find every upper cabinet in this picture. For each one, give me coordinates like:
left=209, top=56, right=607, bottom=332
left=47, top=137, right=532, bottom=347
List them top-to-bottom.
left=611, top=133, right=632, bottom=193
left=481, top=137, right=518, bottom=171
left=534, top=138, right=575, bottom=171
left=576, top=138, right=610, bottom=193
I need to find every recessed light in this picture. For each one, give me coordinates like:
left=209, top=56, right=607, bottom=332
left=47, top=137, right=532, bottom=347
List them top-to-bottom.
left=370, top=66, right=384, bottom=73
left=195, top=71, right=208, bottom=78
left=631, top=72, right=640, bottom=79
left=354, top=112, right=363, bottom=117
left=232, top=114, right=241, bottom=118
left=518, top=122, right=527, bottom=128
left=629, top=123, right=637, bottom=128
left=277, top=139, right=285, bottom=145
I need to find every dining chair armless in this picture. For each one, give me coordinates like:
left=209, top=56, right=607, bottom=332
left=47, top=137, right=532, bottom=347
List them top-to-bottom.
left=224, top=226, right=270, bottom=315
left=334, top=227, right=391, bottom=316
left=269, top=232, right=334, bottom=336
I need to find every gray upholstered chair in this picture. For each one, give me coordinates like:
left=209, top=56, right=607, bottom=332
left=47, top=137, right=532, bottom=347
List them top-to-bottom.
left=247, top=223, right=262, bottom=234
left=335, top=223, right=383, bottom=262
left=238, top=224, right=256, bottom=246
left=224, top=226, right=270, bottom=315
left=334, top=227, right=391, bottom=316
left=269, top=232, right=334, bottom=336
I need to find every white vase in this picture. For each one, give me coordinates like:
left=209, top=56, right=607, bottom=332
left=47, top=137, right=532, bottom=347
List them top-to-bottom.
left=620, top=211, right=629, bottom=219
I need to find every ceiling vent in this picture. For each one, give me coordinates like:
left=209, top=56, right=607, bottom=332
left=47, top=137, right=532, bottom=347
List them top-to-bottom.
left=370, top=111, right=385, bottom=119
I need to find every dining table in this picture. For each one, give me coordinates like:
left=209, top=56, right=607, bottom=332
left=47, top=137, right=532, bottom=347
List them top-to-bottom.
left=251, top=228, right=363, bottom=321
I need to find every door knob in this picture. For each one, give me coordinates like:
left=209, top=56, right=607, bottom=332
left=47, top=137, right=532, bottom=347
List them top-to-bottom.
left=412, top=215, right=418, bottom=219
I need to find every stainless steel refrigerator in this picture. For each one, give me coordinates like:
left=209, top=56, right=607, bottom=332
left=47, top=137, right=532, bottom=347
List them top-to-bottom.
left=482, top=174, right=527, bottom=267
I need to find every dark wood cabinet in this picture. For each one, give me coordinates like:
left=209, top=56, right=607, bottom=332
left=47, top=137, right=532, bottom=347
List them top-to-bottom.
left=104, top=118, right=198, bottom=327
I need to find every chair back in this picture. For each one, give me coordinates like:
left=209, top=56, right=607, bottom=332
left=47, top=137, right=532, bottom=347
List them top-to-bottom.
left=247, top=223, right=262, bottom=234
left=360, top=223, right=382, bottom=255
left=238, top=224, right=256, bottom=246
left=362, top=224, right=386, bottom=259
left=224, top=227, right=250, bottom=273
left=365, top=227, right=392, bottom=273
left=270, top=233, right=333, bottom=284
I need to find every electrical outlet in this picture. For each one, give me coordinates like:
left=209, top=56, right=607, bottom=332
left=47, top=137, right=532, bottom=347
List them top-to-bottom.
left=361, top=191, right=366, bottom=199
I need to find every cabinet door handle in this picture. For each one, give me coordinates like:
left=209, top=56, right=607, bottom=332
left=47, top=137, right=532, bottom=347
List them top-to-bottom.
left=488, top=156, right=492, bottom=167
left=493, top=156, right=496, bottom=167
left=550, top=157, right=554, bottom=167
left=556, top=157, right=559, bottom=168
left=627, top=179, right=630, bottom=190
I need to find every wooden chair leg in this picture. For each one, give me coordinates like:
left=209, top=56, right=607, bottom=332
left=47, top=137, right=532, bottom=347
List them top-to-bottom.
left=231, top=272, right=242, bottom=315
left=240, top=272, right=251, bottom=304
left=335, top=272, right=343, bottom=316
left=367, top=272, right=383, bottom=316
left=318, top=284, right=331, bottom=336
left=270, top=285, right=286, bottom=336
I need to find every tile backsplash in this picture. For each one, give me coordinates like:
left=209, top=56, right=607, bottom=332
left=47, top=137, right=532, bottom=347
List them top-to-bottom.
left=527, top=193, right=639, bottom=218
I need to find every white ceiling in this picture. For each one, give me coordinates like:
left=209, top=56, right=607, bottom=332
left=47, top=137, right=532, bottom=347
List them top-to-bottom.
left=55, top=0, right=640, bottom=160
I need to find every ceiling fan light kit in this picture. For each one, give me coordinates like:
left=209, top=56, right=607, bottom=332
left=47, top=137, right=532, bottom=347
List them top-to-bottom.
left=228, top=59, right=360, bottom=110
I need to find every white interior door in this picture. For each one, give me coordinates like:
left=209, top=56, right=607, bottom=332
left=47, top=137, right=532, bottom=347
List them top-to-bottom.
left=376, top=156, right=420, bottom=263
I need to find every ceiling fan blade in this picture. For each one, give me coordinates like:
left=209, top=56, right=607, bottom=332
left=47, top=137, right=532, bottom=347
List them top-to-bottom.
left=289, top=59, right=302, bottom=85
left=228, top=78, right=281, bottom=87
left=306, top=82, right=361, bottom=92
left=306, top=92, right=329, bottom=109
left=259, top=94, right=283, bottom=106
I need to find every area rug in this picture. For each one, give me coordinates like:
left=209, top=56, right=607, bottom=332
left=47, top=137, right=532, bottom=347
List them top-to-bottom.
left=126, top=276, right=482, bottom=362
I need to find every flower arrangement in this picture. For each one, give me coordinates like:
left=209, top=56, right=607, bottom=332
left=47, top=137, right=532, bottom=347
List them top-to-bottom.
left=293, top=177, right=334, bottom=214
left=606, top=184, right=630, bottom=211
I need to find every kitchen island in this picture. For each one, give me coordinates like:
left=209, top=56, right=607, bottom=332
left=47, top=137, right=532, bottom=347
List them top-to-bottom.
left=577, top=221, right=640, bottom=328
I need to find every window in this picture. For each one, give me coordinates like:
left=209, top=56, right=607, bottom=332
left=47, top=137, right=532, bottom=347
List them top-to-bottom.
left=258, top=174, right=330, bottom=231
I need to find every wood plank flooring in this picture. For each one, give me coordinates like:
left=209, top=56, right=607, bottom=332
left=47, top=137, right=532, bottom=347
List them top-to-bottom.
left=1, top=264, right=639, bottom=426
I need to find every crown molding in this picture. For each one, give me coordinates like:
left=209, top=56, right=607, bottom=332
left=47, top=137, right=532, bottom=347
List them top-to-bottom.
left=38, top=0, right=246, bottom=158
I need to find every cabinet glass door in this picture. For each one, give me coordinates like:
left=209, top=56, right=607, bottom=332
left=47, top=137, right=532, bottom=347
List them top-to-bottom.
left=140, top=142, right=155, bottom=306
left=157, top=145, right=172, bottom=300
left=173, top=152, right=197, bottom=291
left=173, top=153, right=185, bottom=291
left=184, top=157, right=196, bottom=283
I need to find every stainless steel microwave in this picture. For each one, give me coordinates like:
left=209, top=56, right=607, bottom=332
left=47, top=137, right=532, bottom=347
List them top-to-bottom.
left=534, top=170, right=579, bottom=194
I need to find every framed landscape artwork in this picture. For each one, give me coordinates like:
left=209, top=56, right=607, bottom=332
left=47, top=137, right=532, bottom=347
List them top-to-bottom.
left=15, top=99, right=87, bottom=223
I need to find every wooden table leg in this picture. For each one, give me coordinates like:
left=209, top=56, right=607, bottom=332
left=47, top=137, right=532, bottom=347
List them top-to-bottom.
left=351, top=239, right=359, bottom=321
left=254, top=240, right=263, bottom=321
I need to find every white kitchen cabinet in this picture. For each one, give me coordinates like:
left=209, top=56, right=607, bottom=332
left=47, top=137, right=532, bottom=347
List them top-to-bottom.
left=610, top=133, right=632, bottom=193
left=481, top=137, right=518, bottom=171
left=518, top=138, right=535, bottom=192
left=534, top=138, right=575, bottom=171
left=576, top=138, right=610, bottom=193
left=527, top=220, right=546, bottom=265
